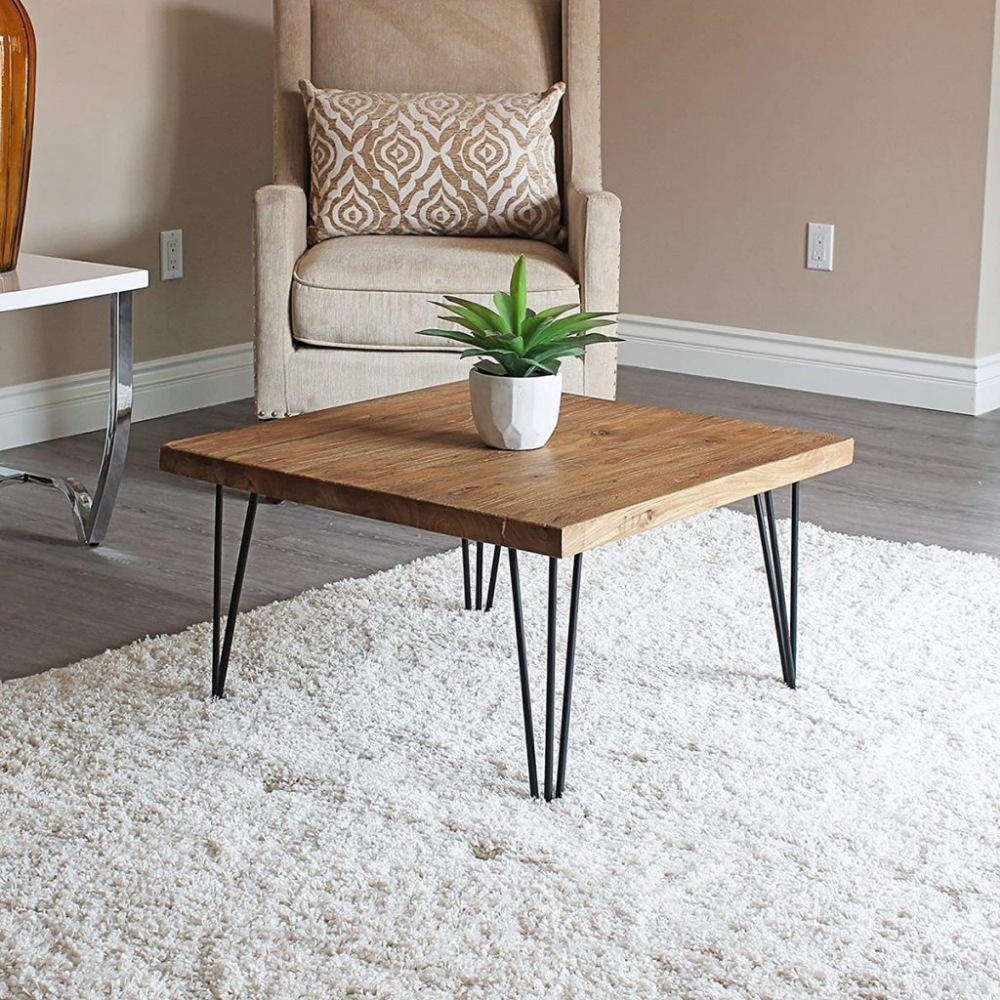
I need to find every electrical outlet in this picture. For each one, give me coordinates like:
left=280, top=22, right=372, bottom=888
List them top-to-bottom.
left=806, top=223, right=834, bottom=271
left=160, top=229, right=183, bottom=281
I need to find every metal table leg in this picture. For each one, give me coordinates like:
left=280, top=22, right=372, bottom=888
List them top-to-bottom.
left=0, top=291, right=133, bottom=546
left=753, top=483, right=800, bottom=689
left=213, top=486, right=259, bottom=698
left=460, top=539, right=502, bottom=612
left=461, top=539, right=473, bottom=610
left=476, top=541, right=484, bottom=610
left=484, top=544, right=502, bottom=612
left=507, top=548, right=585, bottom=801
left=508, top=549, right=540, bottom=799
left=556, top=554, right=583, bottom=798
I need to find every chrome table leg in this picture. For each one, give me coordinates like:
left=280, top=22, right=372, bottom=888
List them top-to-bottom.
left=0, top=291, right=133, bottom=546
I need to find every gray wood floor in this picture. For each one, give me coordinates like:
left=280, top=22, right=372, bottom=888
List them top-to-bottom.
left=2, top=366, right=998, bottom=681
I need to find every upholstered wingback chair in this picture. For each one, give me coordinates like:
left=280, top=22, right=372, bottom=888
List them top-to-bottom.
left=254, top=0, right=621, bottom=419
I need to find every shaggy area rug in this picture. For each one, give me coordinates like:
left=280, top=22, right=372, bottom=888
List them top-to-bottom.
left=1, top=509, right=999, bottom=999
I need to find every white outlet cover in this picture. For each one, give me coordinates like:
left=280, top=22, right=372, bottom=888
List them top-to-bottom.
left=807, top=223, right=834, bottom=271
left=160, top=229, right=183, bottom=281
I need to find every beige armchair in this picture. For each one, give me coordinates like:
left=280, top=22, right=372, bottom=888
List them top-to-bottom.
left=254, top=0, right=621, bottom=419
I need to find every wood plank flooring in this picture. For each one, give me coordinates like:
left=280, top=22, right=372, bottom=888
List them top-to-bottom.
left=2, top=366, right=998, bottom=681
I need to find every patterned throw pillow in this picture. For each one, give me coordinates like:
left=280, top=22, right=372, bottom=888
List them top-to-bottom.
left=300, top=81, right=565, bottom=245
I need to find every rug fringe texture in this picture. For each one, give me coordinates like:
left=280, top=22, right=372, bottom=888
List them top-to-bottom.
left=1, top=509, right=999, bottom=998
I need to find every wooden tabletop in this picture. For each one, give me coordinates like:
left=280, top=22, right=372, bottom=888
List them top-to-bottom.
left=160, top=382, right=854, bottom=557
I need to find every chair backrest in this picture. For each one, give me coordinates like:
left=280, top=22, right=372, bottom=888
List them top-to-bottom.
left=274, top=0, right=579, bottom=191
left=312, top=0, right=561, bottom=93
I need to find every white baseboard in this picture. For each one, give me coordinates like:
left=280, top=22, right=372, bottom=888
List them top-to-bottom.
left=619, top=315, right=1000, bottom=416
left=5, top=319, right=995, bottom=452
left=0, top=343, right=253, bottom=451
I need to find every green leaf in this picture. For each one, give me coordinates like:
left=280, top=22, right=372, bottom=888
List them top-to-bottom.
left=510, top=255, right=528, bottom=332
left=493, top=292, right=516, bottom=335
left=442, top=296, right=507, bottom=331
left=432, top=301, right=495, bottom=337
left=533, top=303, right=580, bottom=321
left=520, top=304, right=588, bottom=348
left=519, top=314, right=553, bottom=345
left=530, top=314, right=616, bottom=345
left=437, top=316, right=492, bottom=336
left=438, top=317, right=521, bottom=342
left=418, top=328, right=477, bottom=341
left=418, top=329, right=495, bottom=349
left=566, top=331, right=625, bottom=345
left=537, top=332, right=622, bottom=351
left=527, top=345, right=585, bottom=366
left=460, top=346, right=533, bottom=376
left=459, top=347, right=519, bottom=362
left=522, top=358, right=560, bottom=376
left=474, top=360, right=509, bottom=377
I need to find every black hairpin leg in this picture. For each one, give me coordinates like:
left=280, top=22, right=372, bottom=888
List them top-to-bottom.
left=790, top=483, right=799, bottom=663
left=753, top=484, right=799, bottom=689
left=213, top=486, right=259, bottom=698
left=461, top=539, right=472, bottom=610
left=461, top=540, right=502, bottom=612
left=485, top=544, right=502, bottom=612
left=507, top=548, right=585, bottom=801
left=508, top=549, right=539, bottom=799
left=556, top=554, right=583, bottom=798
left=545, top=558, right=558, bottom=801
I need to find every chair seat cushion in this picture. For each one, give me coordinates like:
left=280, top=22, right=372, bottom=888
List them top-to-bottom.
left=291, top=235, right=580, bottom=350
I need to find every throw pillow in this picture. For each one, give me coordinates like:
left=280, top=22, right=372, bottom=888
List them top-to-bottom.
left=300, top=81, right=565, bottom=245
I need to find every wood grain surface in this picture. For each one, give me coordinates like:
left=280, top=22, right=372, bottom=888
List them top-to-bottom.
left=160, top=383, right=854, bottom=557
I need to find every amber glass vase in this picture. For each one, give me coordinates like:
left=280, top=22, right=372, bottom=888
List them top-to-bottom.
left=0, top=0, right=34, bottom=273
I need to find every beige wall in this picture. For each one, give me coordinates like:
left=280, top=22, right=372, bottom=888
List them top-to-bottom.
left=0, top=0, right=272, bottom=390
left=2, top=0, right=998, bottom=396
left=603, top=0, right=998, bottom=358
left=978, top=0, right=1000, bottom=355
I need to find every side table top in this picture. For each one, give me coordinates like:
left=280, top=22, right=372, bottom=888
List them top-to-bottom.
left=0, top=254, right=148, bottom=313
left=161, top=382, right=855, bottom=557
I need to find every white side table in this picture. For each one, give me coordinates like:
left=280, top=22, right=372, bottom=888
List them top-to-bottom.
left=0, top=255, right=149, bottom=545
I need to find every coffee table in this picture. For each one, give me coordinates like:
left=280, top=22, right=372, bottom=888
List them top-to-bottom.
left=160, top=382, right=854, bottom=801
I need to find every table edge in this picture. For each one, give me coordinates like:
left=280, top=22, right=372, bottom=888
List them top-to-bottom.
left=0, top=258, right=149, bottom=313
left=159, top=436, right=855, bottom=558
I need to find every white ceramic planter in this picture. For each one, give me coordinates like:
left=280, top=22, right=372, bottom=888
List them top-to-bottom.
left=468, top=368, right=563, bottom=450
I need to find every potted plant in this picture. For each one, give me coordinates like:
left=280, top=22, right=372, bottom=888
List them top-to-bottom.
left=418, top=256, right=621, bottom=450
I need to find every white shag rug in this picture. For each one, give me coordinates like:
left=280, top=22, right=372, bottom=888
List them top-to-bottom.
left=2, top=509, right=999, bottom=999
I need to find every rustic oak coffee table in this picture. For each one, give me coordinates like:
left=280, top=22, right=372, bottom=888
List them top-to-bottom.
left=160, top=383, right=854, bottom=801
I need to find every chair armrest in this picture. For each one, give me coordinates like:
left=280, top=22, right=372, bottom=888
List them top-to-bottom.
left=254, top=183, right=307, bottom=286
left=566, top=183, right=621, bottom=313
left=253, top=184, right=308, bottom=417
left=565, top=184, right=622, bottom=399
